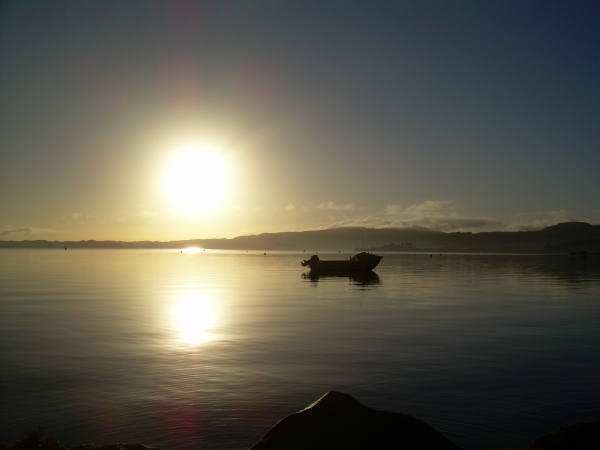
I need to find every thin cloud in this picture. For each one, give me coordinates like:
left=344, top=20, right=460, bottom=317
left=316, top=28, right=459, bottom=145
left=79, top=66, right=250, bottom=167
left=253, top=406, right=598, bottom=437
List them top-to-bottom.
left=327, top=200, right=500, bottom=232
left=383, top=200, right=499, bottom=231
left=402, top=200, right=455, bottom=216
left=316, top=201, right=357, bottom=211
left=284, top=204, right=296, bottom=211
left=385, top=204, right=402, bottom=215
left=505, top=209, right=573, bottom=231
left=72, top=213, right=92, bottom=222
left=326, top=216, right=395, bottom=229
left=327, top=216, right=499, bottom=232
left=403, top=216, right=500, bottom=231
left=1, top=226, right=65, bottom=237
left=0, top=227, right=32, bottom=236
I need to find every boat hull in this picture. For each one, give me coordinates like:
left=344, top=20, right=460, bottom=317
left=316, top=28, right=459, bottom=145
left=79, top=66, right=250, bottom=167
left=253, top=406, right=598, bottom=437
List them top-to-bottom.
left=301, top=252, right=382, bottom=273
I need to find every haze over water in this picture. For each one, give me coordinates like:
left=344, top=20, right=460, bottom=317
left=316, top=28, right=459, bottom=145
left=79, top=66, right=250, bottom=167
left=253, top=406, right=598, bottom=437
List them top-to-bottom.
left=1, top=249, right=599, bottom=450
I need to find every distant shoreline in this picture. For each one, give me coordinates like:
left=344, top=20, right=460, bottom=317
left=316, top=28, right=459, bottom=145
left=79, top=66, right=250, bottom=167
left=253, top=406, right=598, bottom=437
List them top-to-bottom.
left=1, top=222, right=599, bottom=254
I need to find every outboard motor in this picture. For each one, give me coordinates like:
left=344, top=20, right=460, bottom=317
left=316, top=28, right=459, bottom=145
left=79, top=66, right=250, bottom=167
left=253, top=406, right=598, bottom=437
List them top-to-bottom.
left=301, top=254, right=319, bottom=267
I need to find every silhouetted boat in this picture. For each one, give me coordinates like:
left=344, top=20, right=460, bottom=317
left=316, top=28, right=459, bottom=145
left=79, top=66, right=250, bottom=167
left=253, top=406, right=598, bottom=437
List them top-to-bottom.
left=301, top=252, right=382, bottom=272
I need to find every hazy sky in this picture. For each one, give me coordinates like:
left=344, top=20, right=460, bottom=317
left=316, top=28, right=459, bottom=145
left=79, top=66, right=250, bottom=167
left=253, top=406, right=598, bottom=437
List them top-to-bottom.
left=1, top=1, right=599, bottom=241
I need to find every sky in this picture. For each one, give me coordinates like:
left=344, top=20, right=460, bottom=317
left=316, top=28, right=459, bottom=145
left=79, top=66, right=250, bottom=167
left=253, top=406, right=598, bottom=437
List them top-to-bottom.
left=1, top=0, right=599, bottom=241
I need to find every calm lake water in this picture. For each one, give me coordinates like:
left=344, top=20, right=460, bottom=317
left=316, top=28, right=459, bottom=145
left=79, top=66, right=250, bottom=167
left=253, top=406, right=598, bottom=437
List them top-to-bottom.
left=1, top=249, right=599, bottom=450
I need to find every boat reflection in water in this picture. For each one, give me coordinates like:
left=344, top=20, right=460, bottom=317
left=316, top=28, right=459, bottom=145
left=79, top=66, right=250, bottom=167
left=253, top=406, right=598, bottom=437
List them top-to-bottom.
left=302, top=270, right=381, bottom=288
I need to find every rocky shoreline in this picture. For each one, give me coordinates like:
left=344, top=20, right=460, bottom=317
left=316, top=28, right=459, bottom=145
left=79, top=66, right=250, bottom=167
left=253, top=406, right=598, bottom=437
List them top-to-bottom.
left=3, top=392, right=599, bottom=450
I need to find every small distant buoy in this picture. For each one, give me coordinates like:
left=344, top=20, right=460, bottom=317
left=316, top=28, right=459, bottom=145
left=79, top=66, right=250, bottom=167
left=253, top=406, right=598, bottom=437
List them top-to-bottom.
left=65, top=247, right=67, bottom=250
left=203, top=249, right=205, bottom=252
left=180, top=251, right=182, bottom=253
left=264, top=252, right=266, bottom=255
left=430, top=254, right=433, bottom=257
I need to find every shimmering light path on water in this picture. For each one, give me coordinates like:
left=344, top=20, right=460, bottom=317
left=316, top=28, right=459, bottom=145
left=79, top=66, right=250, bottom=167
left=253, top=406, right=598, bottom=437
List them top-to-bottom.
left=1, top=250, right=599, bottom=450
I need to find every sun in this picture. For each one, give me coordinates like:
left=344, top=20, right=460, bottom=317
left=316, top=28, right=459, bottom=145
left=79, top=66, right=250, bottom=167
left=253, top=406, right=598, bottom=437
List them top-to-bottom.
left=165, top=144, right=229, bottom=212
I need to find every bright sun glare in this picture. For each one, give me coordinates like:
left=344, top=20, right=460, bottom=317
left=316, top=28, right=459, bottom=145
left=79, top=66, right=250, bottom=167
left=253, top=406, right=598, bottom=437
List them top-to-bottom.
left=166, top=144, right=229, bottom=212
left=182, top=247, right=203, bottom=254
left=173, top=295, right=218, bottom=346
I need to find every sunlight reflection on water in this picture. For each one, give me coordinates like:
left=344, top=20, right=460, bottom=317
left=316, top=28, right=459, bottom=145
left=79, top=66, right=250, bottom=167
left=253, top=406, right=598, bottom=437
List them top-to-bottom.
left=182, top=247, right=203, bottom=255
left=171, top=293, right=219, bottom=346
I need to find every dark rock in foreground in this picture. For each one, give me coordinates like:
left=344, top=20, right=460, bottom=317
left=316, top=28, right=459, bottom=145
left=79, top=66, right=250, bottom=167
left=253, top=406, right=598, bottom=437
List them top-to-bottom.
left=249, top=390, right=461, bottom=450
left=493, top=420, right=600, bottom=450
left=527, top=420, right=600, bottom=449
left=0, top=427, right=164, bottom=450
left=74, top=445, right=162, bottom=450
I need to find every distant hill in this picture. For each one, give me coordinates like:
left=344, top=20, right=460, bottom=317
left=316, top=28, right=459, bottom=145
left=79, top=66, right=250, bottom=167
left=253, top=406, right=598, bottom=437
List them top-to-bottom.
left=1, top=222, right=599, bottom=253
left=202, top=222, right=600, bottom=253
